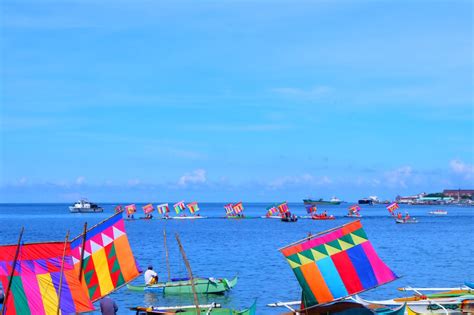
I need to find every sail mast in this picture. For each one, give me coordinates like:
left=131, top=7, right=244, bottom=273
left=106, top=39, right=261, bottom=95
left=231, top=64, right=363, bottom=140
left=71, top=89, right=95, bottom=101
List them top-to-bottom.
left=78, top=222, right=88, bottom=281
left=1, top=227, right=24, bottom=315
left=163, top=229, right=171, bottom=281
left=57, top=231, right=70, bottom=315
left=175, top=234, right=200, bottom=315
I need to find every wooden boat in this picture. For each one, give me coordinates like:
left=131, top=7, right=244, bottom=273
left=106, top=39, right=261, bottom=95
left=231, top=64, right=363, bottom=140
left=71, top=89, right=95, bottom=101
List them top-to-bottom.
left=311, top=214, right=335, bottom=220
left=281, top=215, right=298, bottom=222
left=395, top=218, right=418, bottom=224
left=127, top=276, right=237, bottom=294
left=354, top=293, right=474, bottom=314
left=131, top=300, right=256, bottom=315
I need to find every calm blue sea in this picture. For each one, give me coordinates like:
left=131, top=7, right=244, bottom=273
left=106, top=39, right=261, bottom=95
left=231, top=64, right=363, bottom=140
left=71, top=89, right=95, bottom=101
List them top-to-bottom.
left=0, top=203, right=473, bottom=314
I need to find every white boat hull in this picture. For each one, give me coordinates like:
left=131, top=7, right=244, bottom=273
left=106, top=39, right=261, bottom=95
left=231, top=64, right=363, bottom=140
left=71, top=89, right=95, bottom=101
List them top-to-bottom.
left=69, top=206, right=103, bottom=213
left=172, top=216, right=206, bottom=220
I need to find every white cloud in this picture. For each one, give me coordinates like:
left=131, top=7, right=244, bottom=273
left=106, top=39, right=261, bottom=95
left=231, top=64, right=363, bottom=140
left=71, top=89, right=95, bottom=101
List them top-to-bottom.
left=450, top=159, right=474, bottom=179
left=384, top=166, right=413, bottom=188
left=178, top=169, right=207, bottom=187
left=75, top=176, right=86, bottom=185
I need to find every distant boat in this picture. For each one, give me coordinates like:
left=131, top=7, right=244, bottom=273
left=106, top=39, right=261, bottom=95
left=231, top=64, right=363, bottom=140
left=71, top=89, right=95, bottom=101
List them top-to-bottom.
left=303, top=197, right=341, bottom=205
left=358, top=198, right=373, bottom=205
left=69, top=199, right=103, bottom=213
left=429, top=209, right=448, bottom=216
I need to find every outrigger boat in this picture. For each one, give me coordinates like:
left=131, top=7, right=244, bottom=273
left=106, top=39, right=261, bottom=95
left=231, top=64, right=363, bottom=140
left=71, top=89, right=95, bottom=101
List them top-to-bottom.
left=171, top=201, right=207, bottom=219
left=224, top=202, right=246, bottom=219
left=262, top=202, right=288, bottom=219
left=345, top=205, right=362, bottom=218
left=281, top=211, right=298, bottom=222
left=395, top=217, right=418, bottom=224
left=128, top=231, right=236, bottom=295
left=131, top=234, right=249, bottom=314
left=127, top=276, right=238, bottom=294
left=353, top=288, right=474, bottom=314
left=131, top=300, right=257, bottom=315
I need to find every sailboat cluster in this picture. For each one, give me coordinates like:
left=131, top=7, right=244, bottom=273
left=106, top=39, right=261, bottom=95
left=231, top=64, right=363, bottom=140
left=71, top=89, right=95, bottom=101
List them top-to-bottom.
left=0, top=212, right=472, bottom=314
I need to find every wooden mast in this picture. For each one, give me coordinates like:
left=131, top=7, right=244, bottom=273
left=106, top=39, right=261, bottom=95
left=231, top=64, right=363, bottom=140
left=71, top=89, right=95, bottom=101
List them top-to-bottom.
left=78, top=222, right=88, bottom=281
left=1, top=227, right=24, bottom=315
left=163, top=229, right=171, bottom=281
left=57, top=231, right=70, bottom=315
left=175, top=234, right=200, bottom=315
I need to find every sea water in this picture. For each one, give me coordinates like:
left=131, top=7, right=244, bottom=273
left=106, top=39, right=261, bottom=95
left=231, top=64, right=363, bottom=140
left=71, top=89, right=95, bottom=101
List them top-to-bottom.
left=0, top=203, right=473, bottom=314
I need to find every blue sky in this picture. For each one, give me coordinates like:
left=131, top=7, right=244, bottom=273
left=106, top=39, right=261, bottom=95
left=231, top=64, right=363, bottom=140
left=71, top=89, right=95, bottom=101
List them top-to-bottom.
left=0, top=0, right=472, bottom=202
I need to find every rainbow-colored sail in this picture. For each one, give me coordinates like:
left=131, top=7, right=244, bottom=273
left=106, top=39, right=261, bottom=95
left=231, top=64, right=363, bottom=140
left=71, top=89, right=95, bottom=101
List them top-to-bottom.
left=173, top=201, right=185, bottom=214
left=187, top=202, right=199, bottom=214
left=232, top=202, right=244, bottom=214
left=277, top=202, right=289, bottom=214
left=386, top=202, right=399, bottom=215
left=157, top=203, right=169, bottom=214
left=224, top=203, right=234, bottom=215
left=125, top=204, right=136, bottom=215
left=142, top=204, right=154, bottom=214
left=70, top=213, right=140, bottom=301
left=280, top=220, right=398, bottom=308
left=0, top=242, right=94, bottom=314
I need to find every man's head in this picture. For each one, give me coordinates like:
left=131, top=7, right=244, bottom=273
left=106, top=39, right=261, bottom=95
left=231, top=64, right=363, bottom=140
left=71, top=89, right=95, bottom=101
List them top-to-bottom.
left=148, top=265, right=153, bottom=270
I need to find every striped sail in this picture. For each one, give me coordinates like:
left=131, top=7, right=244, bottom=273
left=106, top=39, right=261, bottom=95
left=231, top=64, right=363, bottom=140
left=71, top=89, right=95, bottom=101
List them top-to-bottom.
left=173, top=201, right=185, bottom=214
left=187, top=202, right=199, bottom=214
left=232, top=202, right=244, bottom=214
left=157, top=203, right=169, bottom=214
left=142, top=204, right=154, bottom=214
left=70, top=213, right=140, bottom=301
left=280, top=220, right=398, bottom=308
left=0, top=242, right=94, bottom=314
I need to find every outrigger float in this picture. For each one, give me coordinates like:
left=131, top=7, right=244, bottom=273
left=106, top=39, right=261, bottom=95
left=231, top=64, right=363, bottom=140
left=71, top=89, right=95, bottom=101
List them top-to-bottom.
left=131, top=300, right=257, bottom=315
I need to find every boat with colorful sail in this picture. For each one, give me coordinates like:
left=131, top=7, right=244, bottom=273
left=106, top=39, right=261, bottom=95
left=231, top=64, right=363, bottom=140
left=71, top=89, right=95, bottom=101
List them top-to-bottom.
left=172, top=201, right=206, bottom=219
left=224, top=202, right=245, bottom=218
left=261, top=202, right=287, bottom=219
left=125, top=203, right=137, bottom=219
left=141, top=203, right=154, bottom=219
left=156, top=203, right=171, bottom=219
left=346, top=205, right=362, bottom=218
left=273, top=220, right=401, bottom=314
left=131, top=300, right=257, bottom=315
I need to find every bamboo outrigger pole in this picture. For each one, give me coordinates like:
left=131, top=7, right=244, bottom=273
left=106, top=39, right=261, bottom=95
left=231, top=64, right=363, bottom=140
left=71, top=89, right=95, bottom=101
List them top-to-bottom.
left=78, top=222, right=88, bottom=281
left=1, top=227, right=24, bottom=315
left=163, top=229, right=171, bottom=281
left=57, top=231, right=70, bottom=315
left=175, top=234, right=200, bottom=315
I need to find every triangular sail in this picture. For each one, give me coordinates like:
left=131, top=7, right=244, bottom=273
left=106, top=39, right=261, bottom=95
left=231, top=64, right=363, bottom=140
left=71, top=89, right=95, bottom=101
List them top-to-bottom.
left=70, top=212, right=141, bottom=301
left=280, top=220, right=398, bottom=308
left=0, top=242, right=94, bottom=314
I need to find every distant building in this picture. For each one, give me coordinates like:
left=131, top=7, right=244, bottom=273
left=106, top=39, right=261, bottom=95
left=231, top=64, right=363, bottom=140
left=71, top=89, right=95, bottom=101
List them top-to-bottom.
left=443, top=189, right=474, bottom=199
left=396, top=193, right=426, bottom=204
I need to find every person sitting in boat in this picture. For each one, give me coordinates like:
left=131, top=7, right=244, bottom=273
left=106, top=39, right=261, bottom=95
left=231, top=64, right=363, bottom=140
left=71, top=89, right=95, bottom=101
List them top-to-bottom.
left=322, top=210, right=328, bottom=217
left=397, top=212, right=402, bottom=219
left=405, top=212, right=410, bottom=220
left=145, top=213, right=153, bottom=219
left=144, top=265, right=159, bottom=285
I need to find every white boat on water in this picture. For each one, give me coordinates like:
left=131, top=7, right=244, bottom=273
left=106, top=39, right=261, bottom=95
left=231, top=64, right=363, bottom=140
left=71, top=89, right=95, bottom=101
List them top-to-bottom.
left=69, top=199, right=103, bottom=213
left=429, top=210, right=448, bottom=216
left=172, top=215, right=206, bottom=220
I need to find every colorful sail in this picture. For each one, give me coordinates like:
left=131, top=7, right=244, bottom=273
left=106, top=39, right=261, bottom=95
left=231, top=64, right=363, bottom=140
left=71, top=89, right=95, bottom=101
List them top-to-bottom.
left=173, top=201, right=185, bottom=214
left=187, top=202, right=199, bottom=214
left=232, top=202, right=244, bottom=214
left=277, top=202, right=289, bottom=214
left=386, top=202, right=399, bottom=215
left=157, top=203, right=169, bottom=214
left=224, top=203, right=234, bottom=216
left=125, top=204, right=136, bottom=215
left=142, top=204, right=154, bottom=214
left=114, top=205, right=123, bottom=213
left=306, top=205, right=317, bottom=214
left=349, top=205, right=361, bottom=214
left=266, top=206, right=278, bottom=216
left=70, top=212, right=140, bottom=301
left=280, top=220, right=398, bottom=308
left=0, top=242, right=94, bottom=314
